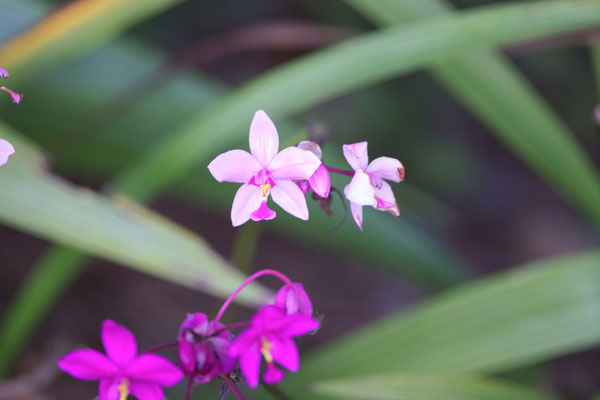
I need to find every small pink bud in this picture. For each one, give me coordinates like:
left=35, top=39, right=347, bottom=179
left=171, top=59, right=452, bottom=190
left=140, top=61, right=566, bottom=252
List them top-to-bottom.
left=0, top=67, right=9, bottom=79
left=274, top=283, right=313, bottom=317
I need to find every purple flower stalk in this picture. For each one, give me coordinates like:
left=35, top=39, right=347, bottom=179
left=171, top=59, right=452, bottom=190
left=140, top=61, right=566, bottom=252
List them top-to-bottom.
left=208, top=110, right=321, bottom=226
left=342, top=141, right=404, bottom=230
left=229, top=305, right=319, bottom=388
left=57, top=320, right=183, bottom=400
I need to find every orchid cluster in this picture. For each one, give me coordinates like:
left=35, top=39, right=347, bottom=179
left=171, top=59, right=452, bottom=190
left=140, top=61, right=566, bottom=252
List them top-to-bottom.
left=0, top=66, right=21, bottom=167
left=208, top=110, right=404, bottom=230
left=58, top=269, right=318, bottom=400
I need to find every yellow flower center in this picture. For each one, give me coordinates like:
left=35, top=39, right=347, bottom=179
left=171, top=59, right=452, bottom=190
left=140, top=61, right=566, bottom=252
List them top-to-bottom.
left=260, top=183, right=271, bottom=198
left=260, top=337, right=274, bottom=363
left=118, top=378, right=129, bottom=400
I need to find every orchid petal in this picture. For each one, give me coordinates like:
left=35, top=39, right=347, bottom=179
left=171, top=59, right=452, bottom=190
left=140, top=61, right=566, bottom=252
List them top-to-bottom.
left=0, top=67, right=9, bottom=79
left=0, top=87, right=22, bottom=104
left=249, top=109, right=279, bottom=167
left=0, top=139, right=15, bottom=166
left=297, top=140, right=322, bottom=159
left=342, top=142, right=368, bottom=171
left=268, top=147, right=320, bottom=180
left=207, top=150, right=261, bottom=183
left=367, top=156, right=405, bottom=182
left=308, top=163, right=330, bottom=198
left=344, top=169, right=376, bottom=206
left=271, top=180, right=309, bottom=220
left=297, top=180, right=310, bottom=194
left=374, top=181, right=400, bottom=217
left=231, top=184, right=263, bottom=227
left=250, top=200, right=277, bottom=221
left=350, top=202, right=364, bottom=231
left=274, top=283, right=313, bottom=316
left=275, top=314, right=319, bottom=337
left=101, top=319, right=137, bottom=369
left=210, top=336, right=236, bottom=373
left=270, top=337, right=299, bottom=372
left=239, top=345, right=261, bottom=388
left=57, top=349, right=118, bottom=380
left=125, top=354, right=183, bottom=386
left=263, top=363, right=285, bottom=384
left=99, top=378, right=120, bottom=400
left=130, top=382, right=164, bottom=400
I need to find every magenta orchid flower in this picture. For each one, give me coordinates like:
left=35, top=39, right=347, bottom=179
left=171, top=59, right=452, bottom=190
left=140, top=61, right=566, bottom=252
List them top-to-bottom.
left=0, top=67, right=8, bottom=79
left=0, top=67, right=22, bottom=104
left=208, top=110, right=321, bottom=226
left=0, top=139, right=15, bottom=166
left=296, top=141, right=330, bottom=198
left=342, top=142, right=404, bottom=230
left=274, top=282, right=313, bottom=317
left=229, top=305, right=318, bottom=388
left=178, top=313, right=235, bottom=384
left=58, top=320, right=183, bottom=400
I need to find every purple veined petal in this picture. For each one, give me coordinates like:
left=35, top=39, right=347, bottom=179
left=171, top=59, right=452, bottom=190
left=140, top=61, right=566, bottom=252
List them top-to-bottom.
left=0, top=67, right=9, bottom=79
left=0, top=87, right=22, bottom=104
left=249, top=109, right=279, bottom=167
left=0, top=139, right=15, bottom=166
left=296, top=140, right=322, bottom=159
left=342, top=142, right=368, bottom=171
left=268, top=147, right=320, bottom=181
left=207, top=149, right=262, bottom=183
left=366, top=156, right=405, bottom=182
left=308, top=163, right=330, bottom=198
left=343, top=169, right=376, bottom=206
left=270, top=180, right=310, bottom=220
left=373, top=181, right=400, bottom=217
left=231, top=184, right=263, bottom=227
left=250, top=200, right=277, bottom=222
left=350, top=202, right=363, bottom=231
left=274, top=283, right=313, bottom=317
left=250, top=305, right=286, bottom=327
left=275, top=314, right=319, bottom=337
left=101, top=319, right=138, bottom=369
left=229, top=327, right=260, bottom=357
left=269, top=336, right=299, bottom=372
left=239, top=346, right=261, bottom=388
left=57, top=349, right=118, bottom=380
left=125, top=353, right=183, bottom=386
left=263, top=362, right=285, bottom=384
left=99, top=378, right=121, bottom=400
left=129, top=382, right=164, bottom=400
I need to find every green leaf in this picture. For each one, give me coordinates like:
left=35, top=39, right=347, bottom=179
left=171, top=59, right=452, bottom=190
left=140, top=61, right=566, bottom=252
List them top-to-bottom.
left=0, top=0, right=182, bottom=81
left=111, top=0, right=600, bottom=203
left=343, top=0, right=600, bottom=228
left=0, top=122, right=271, bottom=305
left=284, top=251, right=600, bottom=388
left=312, top=373, right=556, bottom=400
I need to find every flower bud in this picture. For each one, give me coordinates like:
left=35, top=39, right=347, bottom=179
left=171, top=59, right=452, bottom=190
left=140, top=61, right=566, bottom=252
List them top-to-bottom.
left=274, top=283, right=313, bottom=317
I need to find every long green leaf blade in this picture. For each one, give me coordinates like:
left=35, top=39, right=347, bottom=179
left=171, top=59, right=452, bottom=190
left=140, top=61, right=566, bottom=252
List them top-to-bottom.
left=313, top=373, right=556, bottom=400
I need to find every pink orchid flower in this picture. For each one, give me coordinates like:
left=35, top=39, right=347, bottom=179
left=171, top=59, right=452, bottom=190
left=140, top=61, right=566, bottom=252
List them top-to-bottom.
left=0, top=67, right=8, bottom=79
left=0, top=86, right=23, bottom=104
left=208, top=110, right=321, bottom=226
left=0, top=139, right=15, bottom=166
left=296, top=141, right=330, bottom=198
left=342, top=142, right=404, bottom=230
left=229, top=305, right=319, bottom=388
left=58, top=320, right=183, bottom=400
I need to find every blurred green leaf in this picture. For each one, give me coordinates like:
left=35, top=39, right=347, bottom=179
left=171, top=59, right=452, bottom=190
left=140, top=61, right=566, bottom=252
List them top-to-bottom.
left=0, top=0, right=182, bottom=81
left=112, top=0, right=600, bottom=202
left=344, top=0, right=600, bottom=229
left=0, top=122, right=271, bottom=305
left=285, top=251, right=600, bottom=389
left=312, top=373, right=556, bottom=400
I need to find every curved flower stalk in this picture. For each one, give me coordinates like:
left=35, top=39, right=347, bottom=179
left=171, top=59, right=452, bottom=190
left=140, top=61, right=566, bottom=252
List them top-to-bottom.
left=208, top=110, right=321, bottom=226
left=342, top=141, right=404, bottom=230
left=57, top=320, right=183, bottom=400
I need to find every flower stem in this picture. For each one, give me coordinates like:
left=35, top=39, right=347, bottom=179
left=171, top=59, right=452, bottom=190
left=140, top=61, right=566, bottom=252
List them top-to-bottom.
left=325, top=165, right=354, bottom=177
left=215, top=269, right=293, bottom=322
left=144, top=341, right=178, bottom=353
left=220, top=374, right=246, bottom=400
left=185, top=378, right=193, bottom=400
left=260, top=381, right=294, bottom=400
